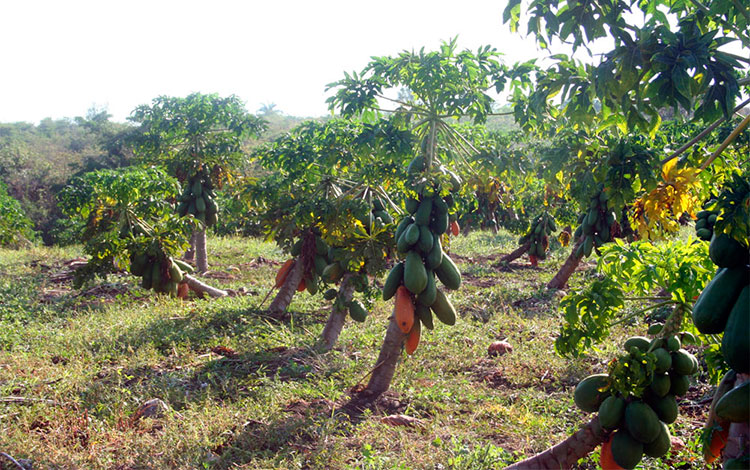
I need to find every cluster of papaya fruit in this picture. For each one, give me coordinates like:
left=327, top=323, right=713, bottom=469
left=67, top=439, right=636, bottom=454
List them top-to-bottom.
left=176, top=171, right=219, bottom=226
left=382, top=183, right=461, bottom=354
left=573, top=187, right=615, bottom=258
left=694, top=207, right=718, bottom=241
left=518, top=212, right=556, bottom=263
left=276, top=230, right=370, bottom=322
left=692, top=232, right=749, bottom=373
left=129, top=250, right=193, bottom=296
left=575, top=335, right=698, bottom=469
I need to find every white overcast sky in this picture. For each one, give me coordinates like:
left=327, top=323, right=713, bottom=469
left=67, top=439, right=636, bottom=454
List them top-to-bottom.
left=0, top=0, right=546, bottom=124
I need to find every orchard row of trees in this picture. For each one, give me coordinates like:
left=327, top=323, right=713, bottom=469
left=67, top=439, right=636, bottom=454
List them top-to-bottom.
left=1, top=0, right=748, bottom=467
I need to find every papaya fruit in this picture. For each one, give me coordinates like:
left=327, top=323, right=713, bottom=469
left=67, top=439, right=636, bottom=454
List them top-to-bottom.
left=407, top=155, right=425, bottom=174
left=191, top=180, right=203, bottom=198
left=195, top=196, right=206, bottom=213
left=205, top=196, right=217, bottom=215
left=433, top=196, right=448, bottom=215
left=405, top=197, right=419, bottom=214
left=415, top=197, right=433, bottom=226
left=187, top=200, right=197, bottom=216
left=430, top=210, right=449, bottom=234
left=395, top=216, right=414, bottom=241
left=450, top=220, right=460, bottom=236
left=404, top=223, right=420, bottom=246
left=418, top=225, right=434, bottom=253
left=696, top=228, right=712, bottom=240
left=396, top=229, right=412, bottom=253
left=709, top=232, right=749, bottom=268
left=426, top=235, right=443, bottom=270
left=583, top=235, right=593, bottom=257
left=315, top=236, right=328, bottom=256
left=290, top=239, right=303, bottom=257
left=404, top=250, right=428, bottom=295
left=130, top=253, right=147, bottom=277
left=435, top=254, right=461, bottom=290
left=314, top=255, right=328, bottom=276
left=173, top=259, right=194, bottom=274
left=275, top=259, right=295, bottom=288
left=168, top=261, right=183, bottom=283
left=151, top=262, right=163, bottom=289
left=322, top=262, right=344, bottom=283
left=383, top=263, right=405, bottom=301
left=692, top=267, right=749, bottom=334
left=416, top=270, right=437, bottom=307
left=305, top=276, right=318, bottom=295
left=297, top=278, right=306, bottom=292
left=165, top=281, right=179, bottom=297
left=722, top=285, right=750, bottom=373
left=395, top=286, right=415, bottom=334
left=323, top=288, right=338, bottom=300
left=430, top=289, right=456, bottom=326
left=348, top=300, right=367, bottom=322
left=416, top=303, right=433, bottom=330
left=405, top=319, right=420, bottom=354
left=666, top=335, right=680, bottom=352
left=623, top=336, right=650, bottom=352
left=653, top=348, right=672, bottom=374
left=671, top=349, right=698, bottom=376
left=670, top=373, right=690, bottom=396
left=573, top=374, right=610, bottom=413
left=650, top=374, right=671, bottom=397
left=715, top=381, right=750, bottom=423
left=648, top=394, right=678, bottom=424
left=598, top=395, right=625, bottom=429
left=625, top=400, right=662, bottom=443
left=643, top=421, right=671, bottom=458
left=704, top=425, right=729, bottom=464
left=610, top=429, right=643, bottom=470
left=600, top=438, right=625, bottom=470
left=724, top=457, right=750, bottom=469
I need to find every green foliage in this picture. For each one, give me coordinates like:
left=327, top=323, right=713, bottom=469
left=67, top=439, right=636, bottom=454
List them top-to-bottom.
left=503, top=0, right=749, bottom=134
left=128, top=93, right=266, bottom=183
left=710, top=171, right=750, bottom=249
left=0, top=182, right=35, bottom=247
left=598, top=239, right=715, bottom=304
left=556, top=278, right=625, bottom=357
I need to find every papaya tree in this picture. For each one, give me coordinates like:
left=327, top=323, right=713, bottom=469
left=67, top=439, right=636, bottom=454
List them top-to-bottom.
left=500, top=0, right=750, bottom=466
left=327, top=39, right=510, bottom=397
left=128, top=92, right=266, bottom=273
left=247, top=117, right=412, bottom=350
left=57, top=166, right=227, bottom=298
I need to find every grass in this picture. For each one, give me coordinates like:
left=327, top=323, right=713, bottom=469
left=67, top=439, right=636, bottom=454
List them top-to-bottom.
left=0, top=231, right=717, bottom=469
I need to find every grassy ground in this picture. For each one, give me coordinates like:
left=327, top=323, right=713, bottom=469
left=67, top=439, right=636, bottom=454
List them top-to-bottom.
left=0, top=231, right=716, bottom=469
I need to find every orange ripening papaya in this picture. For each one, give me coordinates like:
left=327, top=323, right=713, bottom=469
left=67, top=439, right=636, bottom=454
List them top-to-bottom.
left=450, top=220, right=460, bottom=236
left=529, top=255, right=538, bottom=267
left=275, top=259, right=295, bottom=288
left=297, top=278, right=306, bottom=292
left=395, top=286, right=415, bottom=334
left=405, top=319, right=421, bottom=355
left=705, top=425, right=729, bottom=464
left=600, top=438, right=624, bottom=470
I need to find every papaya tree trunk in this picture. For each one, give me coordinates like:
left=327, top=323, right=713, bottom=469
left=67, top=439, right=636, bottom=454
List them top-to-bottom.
left=195, top=228, right=208, bottom=273
left=184, top=232, right=197, bottom=262
left=547, top=237, right=584, bottom=290
left=500, top=241, right=530, bottom=264
left=268, top=257, right=304, bottom=317
left=319, top=273, right=355, bottom=351
left=183, top=274, right=228, bottom=298
left=366, top=313, right=407, bottom=397
left=723, top=373, right=750, bottom=463
left=505, top=417, right=607, bottom=470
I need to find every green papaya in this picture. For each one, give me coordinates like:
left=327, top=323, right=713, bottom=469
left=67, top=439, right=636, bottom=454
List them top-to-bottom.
left=407, top=155, right=425, bottom=174
left=191, top=180, right=203, bottom=198
left=195, top=196, right=206, bottom=213
left=205, top=196, right=218, bottom=215
left=433, top=196, right=448, bottom=215
left=405, top=197, right=419, bottom=214
left=415, top=197, right=433, bottom=226
left=187, top=200, right=197, bottom=216
left=430, top=210, right=449, bottom=235
left=395, top=216, right=414, bottom=241
left=405, top=223, right=420, bottom=246
left=418, top=225, right=434, bottom=253
left=696, top=228, right=712, bottom=240
left=397, top=230, right=412, bottom=254
left=710, top=233, right=749, bottom=268
left=426, top=235, right=443, bottom=270
left=583, top=235, right=593, bottom=257
left=315, top=237, right=328, bottom=256
left=291, top=239, right=303, bottom=257
left=404, top=250, right=428, bottom=295
left=130, top=253, right=147, bottom=277
left=435, top=254, right=461, bottom=290
left=314, top=255, right=328, bottom=276
left=173, top=259, right=194, bottom=274
left=151, top=262, right=163, bottom=289
left=168, top=262, right=184, bottom=283
left=322, top=263, right=344, bottom=283
left=383, top=263, right=404, bottom=301
left=692, top=267, right=749, bottom=334
left=416, top=270, right=437, bottom=307
left=165, top=281, right=178, bottom=297
left=722, top=285, right=750, bottom=373
left=323, top=288, right=338, bottom=301
left=430, top=289, right=456, bottom=326
left=348, top=300, right=367, bottom=322
left=416, top=303, right=434, bottom=330
left=624, top=336, right=650, bottom=352
left=653, top=348, right=672, bottom=374
left=672, top=349, right=698, bottom=376
left=670, top=373, right=690, bottom=396
left=573, top=374, right=610, bottom=413
left=650, top=374, right=671, bottom=397
left=715, top=382, right=749, bottom=423
left=647, top=394, right=678, bottom=424
left=598, top=395, right=625, bottom=429
left=625, top=401, right=661, bottom=443
left=643, top=421, right=671, bottom=458
left=610, top=430, right=643, bottom=470
left=724, top=458, right=750, bottom=470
